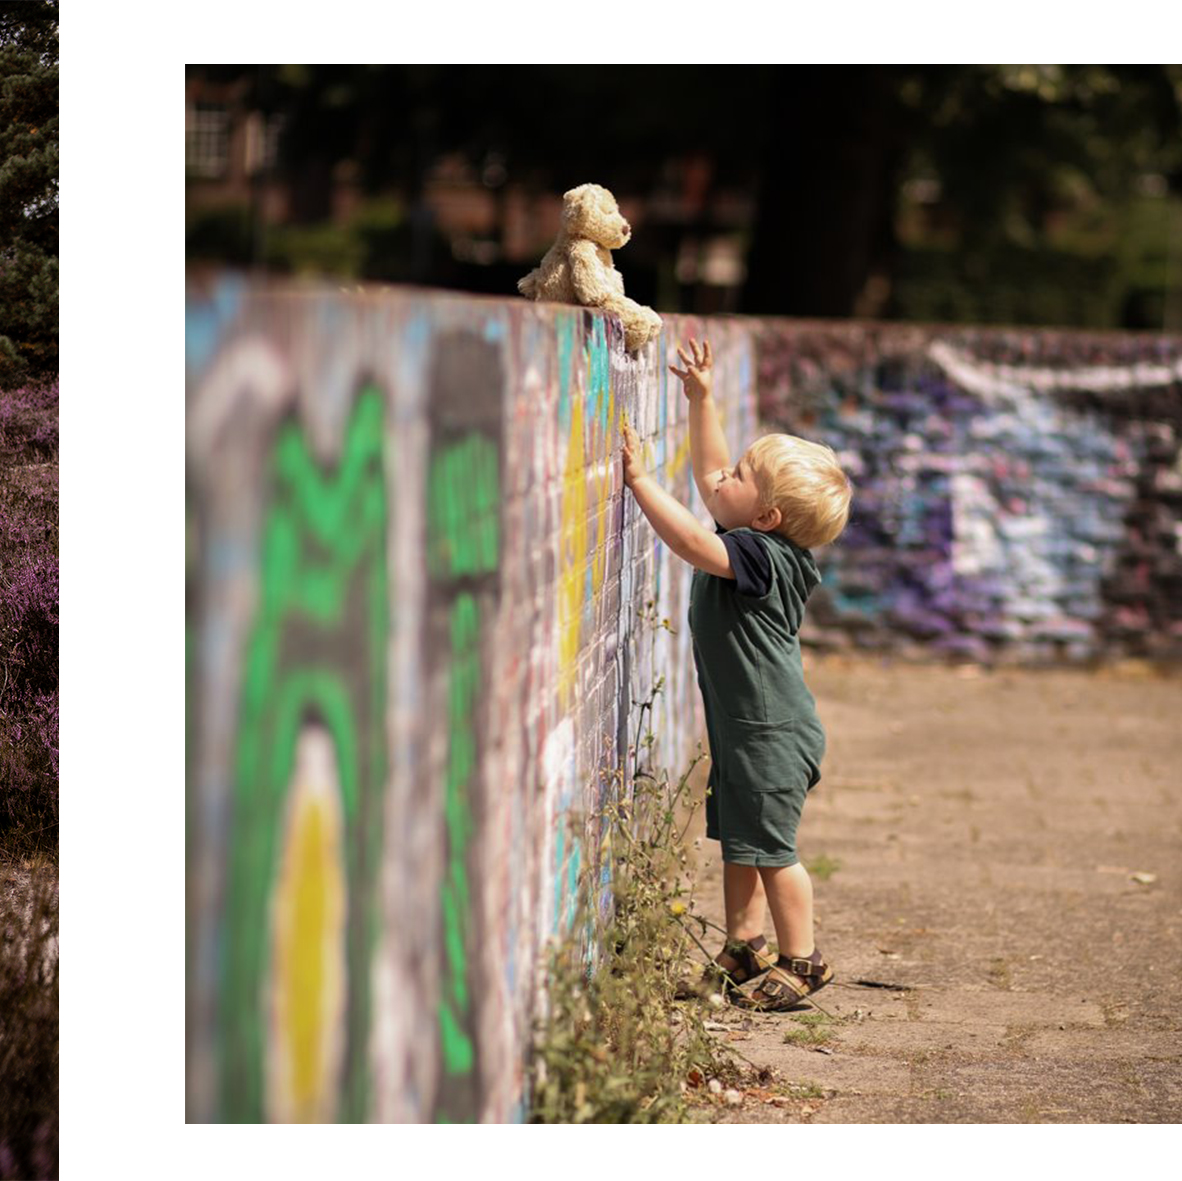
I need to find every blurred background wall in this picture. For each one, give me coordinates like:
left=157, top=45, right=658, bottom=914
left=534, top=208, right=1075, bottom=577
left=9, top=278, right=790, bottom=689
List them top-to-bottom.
left=185, top=65, right=1182, bottom=332
left=758, top=322, right=1182, bottom=663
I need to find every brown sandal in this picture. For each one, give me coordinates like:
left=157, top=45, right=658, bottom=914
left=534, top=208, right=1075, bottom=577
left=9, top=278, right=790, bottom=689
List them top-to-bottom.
left=674, top=937, right=775, bottom=1001
left=732, top=952, right=834, bottom=1012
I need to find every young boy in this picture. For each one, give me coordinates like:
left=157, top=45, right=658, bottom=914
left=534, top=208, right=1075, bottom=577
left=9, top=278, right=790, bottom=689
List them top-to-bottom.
left=620, top=337, right=852, bottom=1011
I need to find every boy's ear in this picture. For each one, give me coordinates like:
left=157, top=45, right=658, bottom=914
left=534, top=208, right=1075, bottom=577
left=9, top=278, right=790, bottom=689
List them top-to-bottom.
left=754, top=506, right=782, bottom=532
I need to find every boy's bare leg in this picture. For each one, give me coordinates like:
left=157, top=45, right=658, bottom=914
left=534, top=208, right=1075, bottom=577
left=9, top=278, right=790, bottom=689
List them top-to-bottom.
left=675, top=861, right=770, bottom=998
left=723, top=862, right=768, bottom=943
left=757, top=863, right=815, bottom=958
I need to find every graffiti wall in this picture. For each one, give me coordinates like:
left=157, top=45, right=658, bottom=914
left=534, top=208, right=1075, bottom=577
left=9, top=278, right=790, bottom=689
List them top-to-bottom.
left=185, top=277, right=756, bottom=1123
left=187, top=280, right=1180, bottom=1122
left=756, top=322, right=1182, bottom=664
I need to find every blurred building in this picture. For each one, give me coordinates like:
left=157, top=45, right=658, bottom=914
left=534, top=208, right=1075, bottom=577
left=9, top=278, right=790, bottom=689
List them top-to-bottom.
left=185, top=72, right=752, bottom=312
left=185, top=75, right=289, bottom=223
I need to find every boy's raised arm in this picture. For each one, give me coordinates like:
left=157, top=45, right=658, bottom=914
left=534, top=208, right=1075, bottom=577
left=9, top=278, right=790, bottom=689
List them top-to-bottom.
left=670, top=338, right=730, bottom=507
left=621, top=420, right=733, bottom=579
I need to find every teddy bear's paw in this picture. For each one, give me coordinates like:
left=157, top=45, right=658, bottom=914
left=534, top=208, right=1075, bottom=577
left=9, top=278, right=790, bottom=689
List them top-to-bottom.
left=624, top=323, right=661, bottom=355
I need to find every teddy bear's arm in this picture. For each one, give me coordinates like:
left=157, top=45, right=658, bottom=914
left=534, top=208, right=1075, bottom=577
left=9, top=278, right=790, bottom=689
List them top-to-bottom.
left=568, top=239, right=619, bottom=306
left=598, top=246, right=626, bottom=296
left=517, top=268, right=541, bottom=298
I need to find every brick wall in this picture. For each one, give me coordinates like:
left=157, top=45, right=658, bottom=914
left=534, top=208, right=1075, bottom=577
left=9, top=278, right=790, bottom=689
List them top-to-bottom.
left=184, top=276, right=755, bottom=1122
left=186, top=278, right=1181, bottom=1124
left=757, top=321, right=1182, bottom=664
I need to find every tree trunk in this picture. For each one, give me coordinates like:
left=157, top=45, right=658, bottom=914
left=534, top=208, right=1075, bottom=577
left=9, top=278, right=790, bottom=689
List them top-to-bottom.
left=742, top=68, right=899, bottom=318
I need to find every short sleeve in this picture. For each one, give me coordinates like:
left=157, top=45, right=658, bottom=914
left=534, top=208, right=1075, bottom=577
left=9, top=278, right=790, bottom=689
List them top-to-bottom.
left=714, top=522, right=773, bottom=598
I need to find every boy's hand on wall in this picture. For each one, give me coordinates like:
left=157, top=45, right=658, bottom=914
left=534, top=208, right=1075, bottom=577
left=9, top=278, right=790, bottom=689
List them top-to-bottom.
left=669, top=337, right=713, bottom=401
left=621, top=420, right=648, bottom=489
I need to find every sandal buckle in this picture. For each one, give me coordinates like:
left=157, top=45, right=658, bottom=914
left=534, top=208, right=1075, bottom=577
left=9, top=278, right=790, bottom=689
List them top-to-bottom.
left=786, top=957, right=819, bottom=977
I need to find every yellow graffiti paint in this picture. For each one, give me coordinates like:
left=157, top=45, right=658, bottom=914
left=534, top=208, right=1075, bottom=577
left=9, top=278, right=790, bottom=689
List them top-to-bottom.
left=591, top=381, right=614, bottom=599
left=558, top=388, right=586, bottom=709
left=668, top=430, right=692, bottom=480
left=267, top=725, right=347, bottom=1123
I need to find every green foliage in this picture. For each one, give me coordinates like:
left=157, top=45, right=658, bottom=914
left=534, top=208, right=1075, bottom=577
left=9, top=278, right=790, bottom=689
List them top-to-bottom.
left=0, top=1, right=58, bottom=385
left=185, top=64, right=1182, bottom=327
left=890, top=65, right=1182, bottom=328
left=186, top=199, right=411, bottom=281
left=185, top=204, right=256, bottom=267
left=265, top=221, right=367, bottom=278
left=891, top=244, right=1122, bottom=328
left=0, top=248, right=56, bottom=383
left=529, top=607, right=737, bottom=1123
left=528, top=755, right=724, bottom=1121
left=804, top=854, right=841, bottom=881
left=782, top=1012, right=836, bottom=1047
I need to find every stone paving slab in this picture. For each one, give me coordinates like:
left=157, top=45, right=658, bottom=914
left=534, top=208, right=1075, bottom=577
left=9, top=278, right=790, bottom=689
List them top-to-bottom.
left=686, top=658, right=1182, bottom=1125
left=911, top=991, right=1106, bottom=1027
left=842, top=1020, right=1012, bottom=1054
left=1020, top=1028, right=1182, bottom=1061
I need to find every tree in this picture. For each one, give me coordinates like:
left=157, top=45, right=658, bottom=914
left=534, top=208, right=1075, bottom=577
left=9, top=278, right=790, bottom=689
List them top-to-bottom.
left=0, top=1, right=58, bottom=384
left=187, top=64, right=1182, bottom=328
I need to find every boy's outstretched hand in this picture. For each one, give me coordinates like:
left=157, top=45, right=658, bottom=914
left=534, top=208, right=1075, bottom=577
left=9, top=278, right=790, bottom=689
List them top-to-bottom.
left=669, top=337, right=713, bottom=401
left=621, top=419, right=647, bottom=490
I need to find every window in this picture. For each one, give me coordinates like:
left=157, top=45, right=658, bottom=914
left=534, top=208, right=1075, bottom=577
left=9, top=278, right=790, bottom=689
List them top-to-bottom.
left=187, top=103, right=229, bottom=179
left=244, top=112, right=284, bottom=176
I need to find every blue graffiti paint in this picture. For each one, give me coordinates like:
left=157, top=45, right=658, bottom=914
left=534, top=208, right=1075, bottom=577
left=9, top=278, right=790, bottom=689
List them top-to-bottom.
left=185, top=274, right=245, bottom=375
left=317, top=297, right=348, bottom=336
left=405, top=310, right=432, bottom=350
left=557, top=313, right=575, bottom=433
left=588, top=317, right=611, bottom=435
left=758, top=326, right=1174, bottom=659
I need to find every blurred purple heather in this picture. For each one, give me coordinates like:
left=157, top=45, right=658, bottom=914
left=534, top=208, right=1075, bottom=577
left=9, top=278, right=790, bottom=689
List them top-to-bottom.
left=0, top=379, right=58, bottom=846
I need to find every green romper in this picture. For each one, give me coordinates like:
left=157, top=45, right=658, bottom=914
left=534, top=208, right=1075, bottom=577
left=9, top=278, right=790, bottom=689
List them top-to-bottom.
left=689, top=527, right=826, bottom=867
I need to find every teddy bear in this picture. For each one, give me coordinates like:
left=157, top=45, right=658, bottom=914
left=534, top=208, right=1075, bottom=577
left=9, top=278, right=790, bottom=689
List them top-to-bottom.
left=517, top=183, right=663, bottom=354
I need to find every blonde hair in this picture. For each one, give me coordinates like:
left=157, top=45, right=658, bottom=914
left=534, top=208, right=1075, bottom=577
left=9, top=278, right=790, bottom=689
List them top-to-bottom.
left=745, top=433, right=853, bottom=549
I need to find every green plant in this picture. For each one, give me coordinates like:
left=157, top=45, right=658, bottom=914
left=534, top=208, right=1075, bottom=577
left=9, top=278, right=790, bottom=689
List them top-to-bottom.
left=185, top=204, right=257, bottom=266
left=263, top=222, right=368, bottom=279
left=529, top=603, right=743, bottom=1122
left=805, top=853, right=842, bottom=881
left=782, top=1013, right=837, bottom=1047
left=783, top=1081, right=826, bottom=1099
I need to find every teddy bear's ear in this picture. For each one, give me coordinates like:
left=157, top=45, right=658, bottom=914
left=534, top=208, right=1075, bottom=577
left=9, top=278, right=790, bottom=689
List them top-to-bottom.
left=562, top=185, right=594, bottom=231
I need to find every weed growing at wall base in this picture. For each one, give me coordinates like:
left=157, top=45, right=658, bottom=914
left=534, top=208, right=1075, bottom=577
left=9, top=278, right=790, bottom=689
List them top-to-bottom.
left=529, top=603, right=746, bottom=1123
left=529, top=756, right=728, bottom=1121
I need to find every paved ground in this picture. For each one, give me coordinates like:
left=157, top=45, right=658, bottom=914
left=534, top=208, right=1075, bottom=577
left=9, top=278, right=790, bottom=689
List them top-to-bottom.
left=681, top=655, right=1182, bottom=1123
